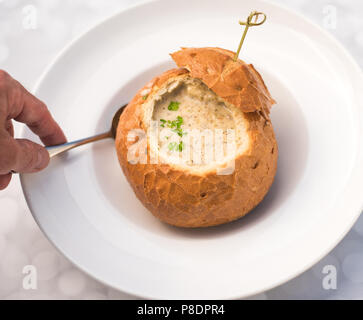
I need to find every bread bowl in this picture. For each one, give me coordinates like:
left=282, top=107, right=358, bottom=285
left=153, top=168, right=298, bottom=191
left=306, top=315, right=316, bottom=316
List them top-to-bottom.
left=115, top=47, right=278, bottom=228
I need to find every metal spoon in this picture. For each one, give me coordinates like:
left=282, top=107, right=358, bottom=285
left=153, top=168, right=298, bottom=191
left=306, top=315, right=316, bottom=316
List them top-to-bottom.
left=46, top=104, right=127, bottom=158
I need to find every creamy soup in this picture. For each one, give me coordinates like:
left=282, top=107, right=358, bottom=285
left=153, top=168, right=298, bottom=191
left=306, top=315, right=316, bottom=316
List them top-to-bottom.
left=152, top=78, right=236, bottom=165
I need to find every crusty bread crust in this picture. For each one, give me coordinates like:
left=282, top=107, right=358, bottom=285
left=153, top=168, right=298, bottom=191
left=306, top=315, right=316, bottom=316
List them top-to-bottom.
left=171, top=47, right=275, bottom=116
left=116, top=49, right=278, bottom=228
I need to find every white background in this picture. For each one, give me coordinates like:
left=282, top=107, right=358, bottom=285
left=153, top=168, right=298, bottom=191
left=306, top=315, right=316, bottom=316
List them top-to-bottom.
left=0, top=0, right=363, bottom=299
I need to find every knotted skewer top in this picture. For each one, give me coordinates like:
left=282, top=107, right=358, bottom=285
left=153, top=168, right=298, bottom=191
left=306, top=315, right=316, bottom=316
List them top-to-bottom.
left=234, top=11, right=267, bottom=61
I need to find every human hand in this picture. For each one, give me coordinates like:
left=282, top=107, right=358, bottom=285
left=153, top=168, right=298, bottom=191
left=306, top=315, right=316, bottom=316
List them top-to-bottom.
left=0, top=70, right=66, bottom=190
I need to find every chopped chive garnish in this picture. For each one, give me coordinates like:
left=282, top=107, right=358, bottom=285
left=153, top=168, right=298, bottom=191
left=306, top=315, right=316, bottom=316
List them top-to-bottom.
left=142, top=94, right=148, bottom=100
left=168, top=101, right=180, bottom=111
left=163, top=115, right=185, bottom=151
left=167, top=116, right=183, bottom=129
left=176, top=116, right=183, bottom=127
left=172, top=128, right=184, bottom=137
left=167, top=141, right=183, bottom=152
left=178, top=141, right=184, bottom=152
left=168, top=142, right=178, bottom=151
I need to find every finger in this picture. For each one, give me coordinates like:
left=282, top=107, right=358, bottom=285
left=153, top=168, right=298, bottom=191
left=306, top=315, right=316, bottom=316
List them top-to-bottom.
left=0, top=72, right=66, bottom=146
left=13, top=89, right=66, bottom=146
left=6, top=120, right=13, bottom=137
left=0, top=137, right=49, bottom=174
left=14, top=139, right=50, bottom=173
left=0, top=173, right=11, bottom=190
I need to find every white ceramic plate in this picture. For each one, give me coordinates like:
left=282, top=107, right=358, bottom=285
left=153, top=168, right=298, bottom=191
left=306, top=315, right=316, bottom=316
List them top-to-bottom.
left=21, top=0, right=363, bottom=299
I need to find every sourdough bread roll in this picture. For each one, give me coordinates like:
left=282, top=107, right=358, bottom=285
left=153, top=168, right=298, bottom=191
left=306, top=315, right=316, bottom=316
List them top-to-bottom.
left=115, top=47, right=278, bottom=228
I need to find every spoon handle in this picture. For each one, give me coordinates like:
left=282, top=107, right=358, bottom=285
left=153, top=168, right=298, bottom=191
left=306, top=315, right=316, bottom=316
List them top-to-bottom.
left=46, top=131, right=112, bottom=158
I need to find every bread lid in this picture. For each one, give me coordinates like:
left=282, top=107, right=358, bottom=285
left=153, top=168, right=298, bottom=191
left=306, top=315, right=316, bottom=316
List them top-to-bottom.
left=170, top=47, right=275, bottom=115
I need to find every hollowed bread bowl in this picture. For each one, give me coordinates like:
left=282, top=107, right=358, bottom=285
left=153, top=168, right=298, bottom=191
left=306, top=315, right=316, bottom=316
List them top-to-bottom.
left=115, top=47, right=278, bottom=228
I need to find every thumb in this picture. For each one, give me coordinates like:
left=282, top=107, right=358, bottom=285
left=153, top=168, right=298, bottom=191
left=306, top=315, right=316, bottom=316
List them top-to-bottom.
left=11, top=138, right=50, bottom=173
